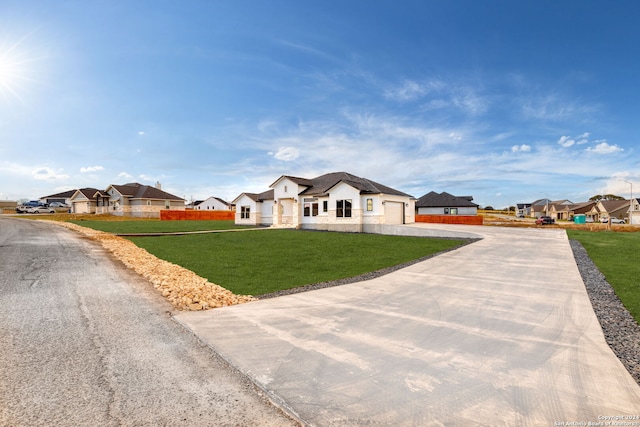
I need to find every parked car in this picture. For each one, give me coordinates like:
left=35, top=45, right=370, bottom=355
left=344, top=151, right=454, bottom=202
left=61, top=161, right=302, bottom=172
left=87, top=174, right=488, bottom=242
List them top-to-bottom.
left=16, top=200, right=44, bottom=213
left=49, top=202, right=68, bottom=208
left=27, top=205, right=55, bottom=214
left=535, top=216, right=555, bottom=225
left=610, top=218, right=626, bottom=224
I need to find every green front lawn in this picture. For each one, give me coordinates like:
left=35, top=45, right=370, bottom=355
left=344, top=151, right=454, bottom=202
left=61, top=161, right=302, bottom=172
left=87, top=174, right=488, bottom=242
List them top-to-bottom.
left=69, top=219, right=252, bottom=233
left=127, top=229, right=464, bottom=296
left=568, top=229, right=640, bottom=323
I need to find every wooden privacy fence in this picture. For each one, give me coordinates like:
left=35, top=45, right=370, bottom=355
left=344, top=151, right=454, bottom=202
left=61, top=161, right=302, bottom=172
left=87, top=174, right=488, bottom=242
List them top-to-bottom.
left=160, top=210, right=235, bottom=220
left=415, top=214, right=484, bottom=225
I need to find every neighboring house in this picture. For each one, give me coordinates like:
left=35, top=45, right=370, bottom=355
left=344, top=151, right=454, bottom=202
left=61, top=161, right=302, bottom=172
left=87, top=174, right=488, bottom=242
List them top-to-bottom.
left=234, top=171, right=415, bottom=232
left=98, top=182, right=184, bottom=218
left=69, top=188, right=108, bottom=214
left=41, top=189, right=77, bottom=206
left=415, top=192, right=478, bottom=215
left=196, top=196, right=233, bottom=211
left=629, top=198, right=640, bottom=225
left=529, top=199, right=551, bottom=218
left=530, top=199, right=571, bottom=218
left=589, top=199, right=631, bottom=222
left=186, top=200, right=204, bottom=210
left=548, top=200, right=575, bottom=220
left=556, top=201, right=596, bottom=221
left=516, top=203, right=533, bottom=217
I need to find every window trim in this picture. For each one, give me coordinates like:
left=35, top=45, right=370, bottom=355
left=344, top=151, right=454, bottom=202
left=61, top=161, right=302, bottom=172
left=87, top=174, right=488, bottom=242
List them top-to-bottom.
left=336, top=199, right=352, bottom=218
left=241, top=205, right=251, bottom=219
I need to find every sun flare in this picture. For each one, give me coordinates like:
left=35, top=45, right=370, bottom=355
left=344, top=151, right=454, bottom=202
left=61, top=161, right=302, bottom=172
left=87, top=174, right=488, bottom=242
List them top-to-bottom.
left=0, top=33, right=42, bottom=103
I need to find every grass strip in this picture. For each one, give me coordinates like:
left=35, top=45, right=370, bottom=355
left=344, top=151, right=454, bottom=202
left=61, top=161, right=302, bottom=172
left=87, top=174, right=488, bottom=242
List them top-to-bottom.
left=68, top=219, right=252, bottom=233
left=128, top=229, right=464, bottom=296
left=567, top=229, right=640, bottom=323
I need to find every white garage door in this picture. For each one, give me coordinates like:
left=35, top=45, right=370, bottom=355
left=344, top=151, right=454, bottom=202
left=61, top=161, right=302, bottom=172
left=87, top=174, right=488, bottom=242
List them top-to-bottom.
left=385, top=201, right=404, bottom=224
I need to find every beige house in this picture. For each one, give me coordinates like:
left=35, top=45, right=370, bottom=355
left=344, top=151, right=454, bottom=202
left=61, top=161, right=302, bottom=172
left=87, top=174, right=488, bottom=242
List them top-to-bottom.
left=234, top=172, right=415, bottom=233
left=100, top=182, right=184, bottom=218
left=69, top=183, right=183, bottom=217
left=69, top=188, right=108, bottom=214
left=588, top=199, right=631, bottom=222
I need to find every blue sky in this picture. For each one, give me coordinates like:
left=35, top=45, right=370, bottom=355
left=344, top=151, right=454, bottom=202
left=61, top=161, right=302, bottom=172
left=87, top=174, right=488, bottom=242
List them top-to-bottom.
left=1, top=1, right=639, bottom=208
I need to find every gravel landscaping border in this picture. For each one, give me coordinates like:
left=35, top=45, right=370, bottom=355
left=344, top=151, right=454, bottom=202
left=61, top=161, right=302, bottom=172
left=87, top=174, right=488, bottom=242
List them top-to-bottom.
left=570, top=239, right=640, bottom=385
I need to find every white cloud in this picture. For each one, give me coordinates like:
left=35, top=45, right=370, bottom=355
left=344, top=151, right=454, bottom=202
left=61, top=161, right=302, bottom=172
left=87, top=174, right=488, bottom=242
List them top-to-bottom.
left=384, top=79, right=443, bottom=102
left=138, top=131, right=145, bottom=135
left=558, top=135, right=575, bottom=148
left=585, top=142, right=623, bottom=154
left=511, top=144, right=531, bottom=152
left=271, top=146, right=300, bottom=161
left=80, top=165, right=104, bottom=173
left=32, top=167, right=68, bottom=181
left=118, top=172, right=133, bottom=179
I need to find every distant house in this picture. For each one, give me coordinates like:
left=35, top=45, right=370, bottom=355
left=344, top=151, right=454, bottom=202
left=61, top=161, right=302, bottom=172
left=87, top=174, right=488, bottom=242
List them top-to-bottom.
left=233, top=171, right=415, bottom=232
left=98, top=182, right=184, bottom=218
left=69, top=188, right=108, bottom=214
left=41, top=189, right=77, bottom=206
left=415, top=192, right=478, bottom=216
left=196, top=196, right=234, bottom=211
left=629, top=198, right=640, bottom=225
left=530, top=199, right=572, bottom=218
left=588, top=199, right=631, bottom=222
left=186, top=200, right=204, bottom=210
left=547, top=200, right=575, bottom=220
left=556, top=201, right=596, bottom=221
left=516, top=203, right=533, bottom=217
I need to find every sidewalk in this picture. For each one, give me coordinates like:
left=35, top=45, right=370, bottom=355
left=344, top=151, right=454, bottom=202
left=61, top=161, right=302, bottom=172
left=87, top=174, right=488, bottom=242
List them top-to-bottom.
left=175, top=224, right=640, bottom=426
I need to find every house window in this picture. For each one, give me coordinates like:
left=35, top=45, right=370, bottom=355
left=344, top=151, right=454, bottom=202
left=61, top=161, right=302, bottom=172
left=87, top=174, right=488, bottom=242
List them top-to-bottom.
left=284, top=185, right=288, bottom=193
left=366, top=198, right=373, bottom=211
left=337, top=199, right=352, bottom=218
left=147, top=200, right=152, bottom=206
left=303, top=200, right=319, bottom=217
left=165, top=201, right=170, bottom=209
left=323, top=201, right=328, bottom=212
left=241, top=206, right=251, bottom=219
left=444, top=208, right=449, bottom=214
left=450, top=208, right=458, bottom=215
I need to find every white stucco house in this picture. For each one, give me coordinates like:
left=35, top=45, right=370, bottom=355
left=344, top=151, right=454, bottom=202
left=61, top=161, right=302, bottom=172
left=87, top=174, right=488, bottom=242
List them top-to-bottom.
left=233, top=172, right=415, bottom=232
left=195, top=196, right=233, bottom=211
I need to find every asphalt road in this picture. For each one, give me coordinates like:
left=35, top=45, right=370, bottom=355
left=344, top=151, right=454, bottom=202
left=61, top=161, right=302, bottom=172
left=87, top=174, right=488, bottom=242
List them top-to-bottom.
left=0, top=217, right=297, bottom=427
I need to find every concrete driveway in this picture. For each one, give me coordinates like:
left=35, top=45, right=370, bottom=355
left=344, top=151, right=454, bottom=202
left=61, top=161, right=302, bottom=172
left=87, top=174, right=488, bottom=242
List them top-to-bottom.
left=175, top=224, right=640, bottom=426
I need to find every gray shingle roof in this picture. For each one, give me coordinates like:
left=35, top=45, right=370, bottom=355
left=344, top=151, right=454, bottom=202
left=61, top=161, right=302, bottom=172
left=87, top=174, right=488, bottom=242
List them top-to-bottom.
left=297, top=172, right=413, bottom=198
left=111, top=183, right=183, bottom=201
left=43, top=189, right=77, bottom=199
left=243, top=189, right=274, bottom=202
left=416, top=191, right=478, bottom=208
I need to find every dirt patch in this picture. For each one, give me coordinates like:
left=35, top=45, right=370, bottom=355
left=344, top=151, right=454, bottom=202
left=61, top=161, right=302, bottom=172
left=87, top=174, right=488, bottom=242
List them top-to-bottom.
left=56, top=221, right=256, bottom=311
